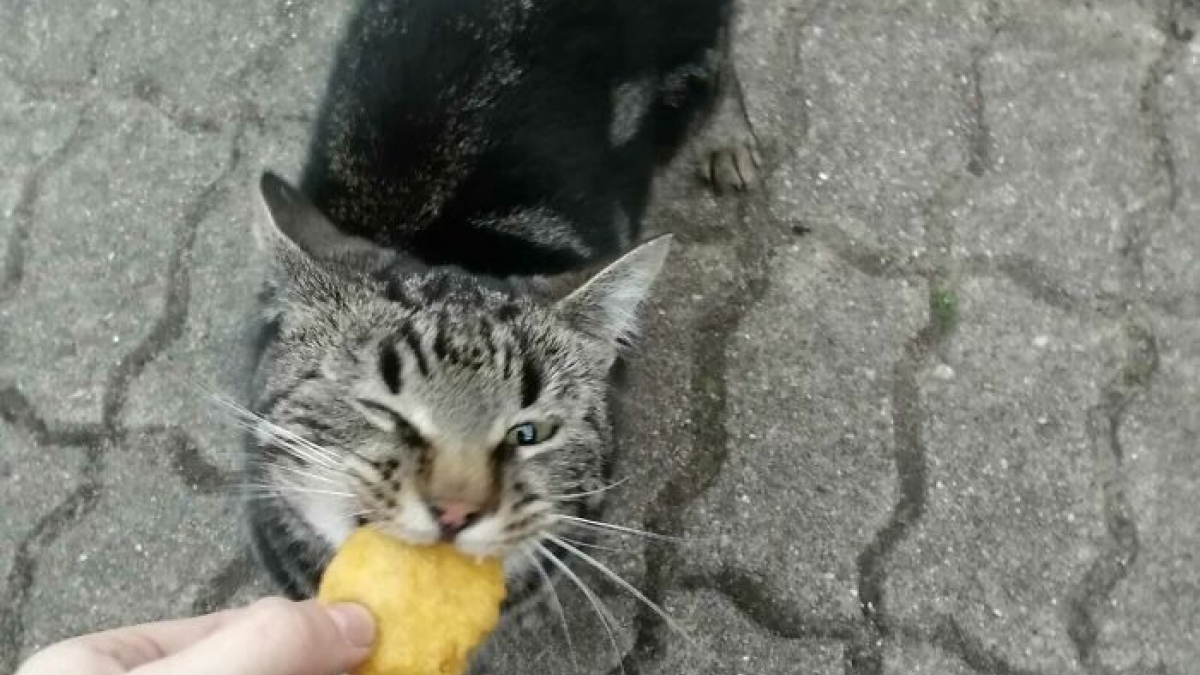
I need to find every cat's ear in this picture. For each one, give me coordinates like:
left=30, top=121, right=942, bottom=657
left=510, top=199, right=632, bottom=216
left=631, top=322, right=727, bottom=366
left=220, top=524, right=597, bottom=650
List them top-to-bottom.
left=254, top=171, right=394, bottom=271
left=556, top=235, right=672, bottom=349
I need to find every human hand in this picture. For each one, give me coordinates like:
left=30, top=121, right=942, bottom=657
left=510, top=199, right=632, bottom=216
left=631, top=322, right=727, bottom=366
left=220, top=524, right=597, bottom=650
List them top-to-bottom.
left=14, top=597, right=375, bottom=675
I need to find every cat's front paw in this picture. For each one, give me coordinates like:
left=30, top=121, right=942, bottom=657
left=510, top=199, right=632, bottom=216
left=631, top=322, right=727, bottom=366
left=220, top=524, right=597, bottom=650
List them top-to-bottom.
left=700, top=136, right=761, bottom=194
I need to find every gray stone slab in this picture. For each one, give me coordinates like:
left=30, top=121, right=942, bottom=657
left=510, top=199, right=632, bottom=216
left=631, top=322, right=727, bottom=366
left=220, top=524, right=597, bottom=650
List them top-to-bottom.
left=0, top=0, right=128, bottom=87
left=97, top=0, right=344, bottom=124
left=767, top=0, right=987, bottom=253
left=953, top=3, right=1163, bottom=300
left=1148, top=45, right=1200, bottom=315
left=0, top=74, right=86, bottom=335
left=0, top=75, right=82, bottom=218
left=0, top=98, right=233, bottom=424
left=120, top=122, right=313, bottom=478
left=682, top=244, right=923, bottom=622
left=885, top=276, right=1122, bottom=674
left=1095, top=314, right=1200, bottom=675
left=0, top=422, right=87, bottom=615
left=19, top=429, right=244, bottom=655
left=649, top=589, right=844, bottom=675
left=883, top=642, right=973, bottom=675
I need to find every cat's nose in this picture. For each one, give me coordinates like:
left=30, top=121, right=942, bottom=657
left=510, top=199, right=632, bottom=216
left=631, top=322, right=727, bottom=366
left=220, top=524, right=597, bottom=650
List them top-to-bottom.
left=431, top=500, right=481, bottom=539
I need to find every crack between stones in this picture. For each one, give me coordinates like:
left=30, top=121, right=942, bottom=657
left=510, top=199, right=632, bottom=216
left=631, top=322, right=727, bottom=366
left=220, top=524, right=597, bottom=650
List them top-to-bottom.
left=3, top=0, right=321, bottom=137
left=964, top=0, right=998, bottom=179
left=0, top=1, right=327, bottom=659
left=1141, top=1, right=1187, bottom=217
left=0, top=7, right=123, bottom=102
left=1063, top=9, right=1174, bottom=667
left=964, top=46, right=991, bottom=177
left=611, top=66, right=786, bottom=667
left=0, top=113, right=92, bottom=305
left=101, top=122, right=246, bottom=432
left=846, top=122, right=970, bottom=673
left=0, top=126, right=246, bottom=665
left=615, top=193, right=780, bottom=675
left=811, top=232, right=1138, bottom=322
left=960, top=254, right=1127, bottom=319
left=848, top=312, right=939, bottom=675
left=1065, top=322, right=1159, bottom=675
left=0, top=386, right=104, bottom=448
left=0, top=389, right=108, bottom=671
left=128, top=426, right=233, bottom=495
left=0, top=478, right=103, bottom=671
left=190, top=550, right=258, bottom=616
left=672, top=562, right=1060, bottom=675
left=678, top=569, right=860, bottom=644
left=890, top=616, right=1053, bottom=675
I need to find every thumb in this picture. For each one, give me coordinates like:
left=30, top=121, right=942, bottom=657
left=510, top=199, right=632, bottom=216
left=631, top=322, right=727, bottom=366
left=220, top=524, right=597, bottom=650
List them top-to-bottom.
left=129, top=599, right=375, bottom=675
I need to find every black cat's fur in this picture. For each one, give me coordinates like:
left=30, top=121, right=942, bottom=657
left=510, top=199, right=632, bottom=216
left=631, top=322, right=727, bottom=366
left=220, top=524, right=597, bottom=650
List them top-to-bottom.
left=299, top=0, right=732, bottom=277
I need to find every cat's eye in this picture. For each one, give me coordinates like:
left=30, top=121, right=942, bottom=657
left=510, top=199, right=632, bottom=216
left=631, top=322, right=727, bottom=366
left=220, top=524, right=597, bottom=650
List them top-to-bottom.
left=506, top=420, right=557, bottom=446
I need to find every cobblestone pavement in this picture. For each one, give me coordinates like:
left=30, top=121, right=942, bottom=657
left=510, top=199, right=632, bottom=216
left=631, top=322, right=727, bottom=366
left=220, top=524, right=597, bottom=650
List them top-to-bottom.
left=2, top=1, right=1198, bottom=673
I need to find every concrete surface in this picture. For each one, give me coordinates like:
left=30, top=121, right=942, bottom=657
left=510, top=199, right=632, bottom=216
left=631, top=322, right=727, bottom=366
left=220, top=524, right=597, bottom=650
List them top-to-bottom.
left=2, top=0, right=1198, bottom=674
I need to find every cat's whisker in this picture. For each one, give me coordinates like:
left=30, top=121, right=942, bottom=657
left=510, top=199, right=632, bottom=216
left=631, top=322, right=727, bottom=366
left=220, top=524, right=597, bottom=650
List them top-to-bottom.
left=208, top=395, right=346, bottom=467
left=210, top=414, right=335, bottom=469
left=253, top=422, right=342, bottom=467
left=264, top=436, right=341, bottom=470
left=263, top=461, right=344, bottom=487
left=546, top=477, right=631, bottom=501
left=230, top=483, right=357, bottom=500
left=555, top=515, right=684, bottom=542
left=545, top=534, right=692, bottom=645
left=554, top=534, right=630, bottom=553
left=534, top=543, right=624, bottom=675
left=522, top=548, right=579, bottom=673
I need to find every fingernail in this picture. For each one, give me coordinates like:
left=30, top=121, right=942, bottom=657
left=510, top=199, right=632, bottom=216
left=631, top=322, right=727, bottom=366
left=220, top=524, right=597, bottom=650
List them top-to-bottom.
left=326, top=603, right=376, bottom=648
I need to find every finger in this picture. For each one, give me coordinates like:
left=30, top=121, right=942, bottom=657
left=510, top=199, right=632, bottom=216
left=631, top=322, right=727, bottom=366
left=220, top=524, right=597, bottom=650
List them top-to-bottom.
left=129, top=598, right=374, bottom=675
left=81, top=607, right=247, bottom=665
left=15, top=608, right=247, bottom=675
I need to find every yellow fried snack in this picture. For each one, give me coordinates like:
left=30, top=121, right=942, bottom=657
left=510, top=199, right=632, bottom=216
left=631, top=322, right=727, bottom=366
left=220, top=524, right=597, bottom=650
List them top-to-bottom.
left=318, top=528, right=506, bottom=675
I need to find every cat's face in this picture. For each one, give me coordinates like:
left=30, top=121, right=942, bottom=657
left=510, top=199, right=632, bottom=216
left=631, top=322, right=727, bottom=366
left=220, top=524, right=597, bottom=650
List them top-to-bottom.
left=246, top=174, right=668, bottom=582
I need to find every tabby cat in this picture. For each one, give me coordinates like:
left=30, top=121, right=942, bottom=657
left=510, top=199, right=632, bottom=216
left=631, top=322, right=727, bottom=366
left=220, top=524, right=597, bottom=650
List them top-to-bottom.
left=244, top=0, right=753, bottom=627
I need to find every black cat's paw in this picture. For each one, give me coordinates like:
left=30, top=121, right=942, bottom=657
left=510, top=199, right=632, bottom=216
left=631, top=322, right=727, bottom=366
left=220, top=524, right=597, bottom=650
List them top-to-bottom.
left=700, top=136, right=761, bottom=194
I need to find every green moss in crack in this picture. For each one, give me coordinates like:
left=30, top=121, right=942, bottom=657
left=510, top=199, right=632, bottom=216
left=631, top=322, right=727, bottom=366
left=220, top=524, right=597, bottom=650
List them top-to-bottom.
left=930, top=289, right=959, bottom=333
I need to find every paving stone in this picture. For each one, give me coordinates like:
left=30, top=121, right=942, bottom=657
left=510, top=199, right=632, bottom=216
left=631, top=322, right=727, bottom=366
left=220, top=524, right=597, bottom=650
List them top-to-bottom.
left=0, top=0, right=130, bottom=86
left=98, top=0, right=343, bottom=124
left=769, top=0, right=987, bottom=253
left=235, top=1, right=350, bottom=122
left=953, top=3, right=1163, bottom=300
left=1148, top=46, right=1200, bottom=315
left=0, top=73, right=84, bottom=322
left=0, top=75, right=82, bottom=223
left=0, top=98, right=232, bottom=425
left=120, top=123, right=312, bottom=480
left=609, top=241, right=742, bottom=507
left=682, top=244, right=924, bottom=624
left=885, top=276, right=1123, bottom=674
left=1095, top=314, right=1200, bottom=675
left=0, top=422, right=87, bottom=616
left=20, top=429, right=243, bottom=654
left=648, top=589, right=843, bottom=675
left=883, top=642, right=973, bottom=675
